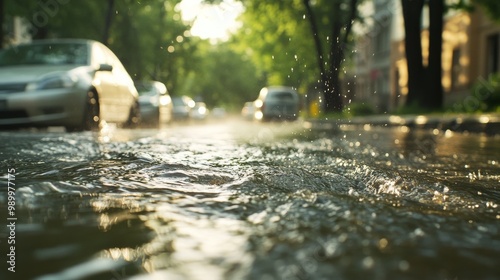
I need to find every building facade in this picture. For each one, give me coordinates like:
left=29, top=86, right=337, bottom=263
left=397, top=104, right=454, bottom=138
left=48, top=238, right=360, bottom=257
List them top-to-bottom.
left=353, top=2, right=500, bottom=112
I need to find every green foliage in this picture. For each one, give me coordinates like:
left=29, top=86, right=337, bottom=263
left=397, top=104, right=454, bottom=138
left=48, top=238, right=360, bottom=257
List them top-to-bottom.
left=3, top=0, right=264, bottom=110
left=3, top=0, right=364, bottom=111
left=5, top=0, right=192, bottom=94
left=107, top=0, right=193, bottom=94
left=232, top=0, right=317, bottom=90
left=232, top=0, right=362, bottom=113
left=447, top=0, right=475, bottom=12
left=473, top=0, right=500, bottom=21
left=6, top=1, right=108, bottom=39
left=181, top=42, right=263, bottom=109
left=470, top=73, right=500, bottom=112
left=446, top=74, right=500, bottom=114
left=394, top=101, right=442, bottom=115
left=315, top=102, right=375, bottom=120
left=343, top=102, right=375, bottom=117
left=318, top=111, right=346, bottom=121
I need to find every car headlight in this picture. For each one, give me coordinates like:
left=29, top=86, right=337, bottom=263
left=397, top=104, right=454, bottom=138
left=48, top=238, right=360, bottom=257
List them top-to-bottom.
left=26, top=72, right=77, bottom=91
left=254, top=100, right=263, bottom=108
left=197, top=106, right=207, bottom=114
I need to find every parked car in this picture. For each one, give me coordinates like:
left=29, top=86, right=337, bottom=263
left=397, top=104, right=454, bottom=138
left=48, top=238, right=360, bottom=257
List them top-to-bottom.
left=0, top=39, right=139, bottom=131
left=135, top=81, right=172, bottom=127
left=253, top=86, right=300, bottom=121
left=172, top=95, right=195, bottom=120
left=241, top=101, right=256, bottom=120
left=190, top=102, right=209, bottom=120
left=211, top=107, right=227, bottom=119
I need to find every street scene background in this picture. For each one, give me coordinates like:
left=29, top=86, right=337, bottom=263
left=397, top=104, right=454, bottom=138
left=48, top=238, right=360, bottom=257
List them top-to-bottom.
left=1, top=0, right=500, bottom=279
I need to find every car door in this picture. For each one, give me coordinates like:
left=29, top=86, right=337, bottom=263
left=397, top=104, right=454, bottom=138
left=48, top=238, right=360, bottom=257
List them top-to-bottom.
left=92, top=43, right=120, bottom=122
left=101, top=46, right=136, bottom=123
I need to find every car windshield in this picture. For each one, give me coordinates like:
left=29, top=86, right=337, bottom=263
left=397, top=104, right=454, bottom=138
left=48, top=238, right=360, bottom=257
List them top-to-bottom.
left=0, top=42, right=88, bottom=67
left=135, top=83, right=155, bottom=96
left=269, top=91, right=295, bottom=100
left=172, top=98, right=185, bottom=106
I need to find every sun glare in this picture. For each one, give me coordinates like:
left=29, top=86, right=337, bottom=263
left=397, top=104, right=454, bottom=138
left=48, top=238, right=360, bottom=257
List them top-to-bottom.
left=178, top=0, right=243, bottom=42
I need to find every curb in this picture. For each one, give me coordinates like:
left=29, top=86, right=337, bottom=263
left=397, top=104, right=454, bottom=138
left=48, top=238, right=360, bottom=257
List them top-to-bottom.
left=304, top=114, right=500, bottom=136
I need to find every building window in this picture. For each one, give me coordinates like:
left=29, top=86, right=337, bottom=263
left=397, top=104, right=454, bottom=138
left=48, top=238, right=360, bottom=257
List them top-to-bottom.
left=374, top=16, right=391, bottom=56
left=486, top=33, right=500, bottom=76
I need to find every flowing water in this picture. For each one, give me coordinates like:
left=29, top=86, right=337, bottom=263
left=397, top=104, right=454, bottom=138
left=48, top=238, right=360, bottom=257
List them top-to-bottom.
left=0, top=120, right=499, bottom=280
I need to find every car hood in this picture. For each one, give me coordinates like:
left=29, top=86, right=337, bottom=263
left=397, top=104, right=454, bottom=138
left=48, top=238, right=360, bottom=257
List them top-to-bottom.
left=0, top=65, right=86, bottom=84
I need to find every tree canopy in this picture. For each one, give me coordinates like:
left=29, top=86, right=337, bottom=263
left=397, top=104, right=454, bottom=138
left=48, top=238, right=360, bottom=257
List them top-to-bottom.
left=2, top=0, right=262, bottom=109
left=3, top=0, right=500, bottom=113
left=233, top=0, right=361, bottom=112
left=474, top=0, right=500, bottom=21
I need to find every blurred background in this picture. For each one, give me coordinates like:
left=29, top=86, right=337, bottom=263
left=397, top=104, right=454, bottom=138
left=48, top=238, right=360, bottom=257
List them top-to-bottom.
left=2, top=0, right=499, bottom=120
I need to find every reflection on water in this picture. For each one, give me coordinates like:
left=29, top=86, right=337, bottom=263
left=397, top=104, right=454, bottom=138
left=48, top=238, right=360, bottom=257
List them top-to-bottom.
left=0, top=120, right=499, bottom=279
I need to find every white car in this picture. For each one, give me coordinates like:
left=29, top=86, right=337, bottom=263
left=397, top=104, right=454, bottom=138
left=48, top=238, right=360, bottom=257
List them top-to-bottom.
left=0, top=39, right=139, bottom=131
left=172, top=96, right=195, bottom=120
left=241, top=101, right=256, bottom=120
left=190, top=102, right=209, bottom=120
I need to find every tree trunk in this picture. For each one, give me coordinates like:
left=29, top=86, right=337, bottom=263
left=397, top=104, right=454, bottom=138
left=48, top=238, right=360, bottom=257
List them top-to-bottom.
left=0, top=0, right=4, bottom=49
left=102, top=0, right=115, bottom=45
left=302, top=0, right=327, bottom=86
left=303, top=0, right=357, bottom=114
left=401, top=0, right=425, bottom=107
left=402, top=0, right=444, bottom=110
left=425, top=0, right=444, bottom=109
left=152, top=2, right=166, bottom=80
left=325, top=14, right=343, bottom=113
left=324, top=69, right=343, bottom=113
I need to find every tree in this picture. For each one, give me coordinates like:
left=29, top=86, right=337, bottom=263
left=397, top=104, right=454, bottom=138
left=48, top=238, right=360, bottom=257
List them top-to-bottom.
left=0, top=0, right=4, bottom=48
left=3, top=0, right=196, bottom=94
left=102, top=0, right=115, bottom=45
left=234, top=0, right=360, bottom=113
left=303, top=0, right=359, bottom=113
left=401, top=0, right=444, bottom=110
left=401, top=0, right=500, bottom=110
left=474, top=0, right=500, bottom=21
left=2, top=1, right=263, bottom=109
left=5, top=1, right=108, bottom=40
left=186, top=42, right=262, bottom=109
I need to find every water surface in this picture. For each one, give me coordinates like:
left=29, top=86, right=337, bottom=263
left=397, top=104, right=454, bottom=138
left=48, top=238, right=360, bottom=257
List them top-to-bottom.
left=1, top=120, right=499, bottom=280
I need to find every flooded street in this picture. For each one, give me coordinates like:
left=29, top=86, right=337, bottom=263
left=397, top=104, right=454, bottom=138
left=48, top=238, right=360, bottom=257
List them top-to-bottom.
left=1, top=119, right=500, bottom=280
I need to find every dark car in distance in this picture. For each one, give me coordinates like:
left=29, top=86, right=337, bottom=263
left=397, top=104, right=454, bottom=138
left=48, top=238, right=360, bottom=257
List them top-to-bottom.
left=135, top=81, right=173, bottom=127
left=253, top=86, right=300, bottom=121
left=172, top=95, right=195, bottom=120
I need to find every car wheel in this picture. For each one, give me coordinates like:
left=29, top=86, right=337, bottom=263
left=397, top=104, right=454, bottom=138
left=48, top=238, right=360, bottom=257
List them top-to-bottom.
left=66, top=90, right=100, bottom=132
left=84, top=91, right=100, bottom=131
left=124, top=100, right=140, bottom=128
left=152, top=109, right=161, bottom=128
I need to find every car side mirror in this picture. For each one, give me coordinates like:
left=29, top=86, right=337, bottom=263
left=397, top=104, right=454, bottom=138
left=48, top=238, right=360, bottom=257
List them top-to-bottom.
left=97, top=64, right=113, bottom=72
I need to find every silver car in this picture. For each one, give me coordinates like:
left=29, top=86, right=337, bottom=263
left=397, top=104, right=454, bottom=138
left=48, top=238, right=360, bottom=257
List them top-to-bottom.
left=0, top=39, right=139, bottom=131
left=135, top=81, right=173, bottom=127
left=254, top=86, right=300, bottom=121
left=172, top=96, right=195, bottom=121
left=241, top=101, right=256, bottom=120
left=190, top=102, right=209, bottom=120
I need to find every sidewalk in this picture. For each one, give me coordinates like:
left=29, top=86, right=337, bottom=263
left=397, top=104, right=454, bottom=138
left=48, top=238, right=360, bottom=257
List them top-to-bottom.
left=304, top=113, right=500, bottom=135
